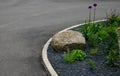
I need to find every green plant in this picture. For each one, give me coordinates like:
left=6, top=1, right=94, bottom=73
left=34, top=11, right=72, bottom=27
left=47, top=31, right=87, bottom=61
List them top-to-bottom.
left=106, top=10, right=120, bottom=25
left=111, top=22, right=119, bottom=28
left=80, top=23, right=88, bottom=38
left=81, top=23, right=104, bottom=38
left=81, top=23, right=101, bottom=47
left=97, top=25, right=118, bottom=51
left=105, top=27, right=118, bottom=50
left=116, top=27, right=120, bottom=37
left=109, top=29, right=118, bottom=40
left=97, top=30, right=108, bottom=42
left=88, top=33, right=98, bottom=47
left=107, top=39, right=114, bottom=50
left=90, top=48, right=98, bottom=56
left=72, top=49, right=87, bottom=61
left=106, top=49, right=119, bottom=67
left=63, top=50, right=86, bottom=64
left=63, top=51, right=75, bottom=63
left=88, top=59, right=95, bottom=69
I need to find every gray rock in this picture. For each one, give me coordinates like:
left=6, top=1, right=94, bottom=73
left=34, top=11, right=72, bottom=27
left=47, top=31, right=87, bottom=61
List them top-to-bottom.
left=51, top=30, right=86, bottom=52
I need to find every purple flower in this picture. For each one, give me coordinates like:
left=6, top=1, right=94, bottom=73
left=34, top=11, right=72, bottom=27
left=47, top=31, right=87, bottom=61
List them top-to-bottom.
left=93, top=3, right=97, bottom=7
left=88, top=6, right=92, bottom=9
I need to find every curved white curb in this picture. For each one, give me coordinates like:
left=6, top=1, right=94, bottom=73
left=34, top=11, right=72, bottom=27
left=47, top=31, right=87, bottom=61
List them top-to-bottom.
left=42, top=19, right=106, bottom=76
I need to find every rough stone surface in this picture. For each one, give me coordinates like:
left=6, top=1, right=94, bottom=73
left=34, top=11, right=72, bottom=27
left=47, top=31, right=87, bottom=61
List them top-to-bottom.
left=116, top=27, right=120, bottom=50
left=51, top=30, right=86, bottom=52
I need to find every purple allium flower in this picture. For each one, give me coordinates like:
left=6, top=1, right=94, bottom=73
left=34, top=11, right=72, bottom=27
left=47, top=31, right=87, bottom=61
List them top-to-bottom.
left=93, top=3, right=97, bottom=7
left=88, top=6, right=92, bottom=9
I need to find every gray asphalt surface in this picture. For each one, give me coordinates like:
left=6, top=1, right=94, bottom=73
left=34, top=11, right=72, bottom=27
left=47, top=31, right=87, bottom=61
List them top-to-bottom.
left=0, top=0, right=120, bottom=76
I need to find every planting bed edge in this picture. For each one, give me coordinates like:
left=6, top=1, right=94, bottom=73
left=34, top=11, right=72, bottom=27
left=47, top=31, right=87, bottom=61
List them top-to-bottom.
left=42, top=19, right=106, bottom=76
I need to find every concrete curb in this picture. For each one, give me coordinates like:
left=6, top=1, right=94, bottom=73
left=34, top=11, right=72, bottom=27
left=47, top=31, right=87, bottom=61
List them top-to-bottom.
left=42, top=19, right=106, bottom=76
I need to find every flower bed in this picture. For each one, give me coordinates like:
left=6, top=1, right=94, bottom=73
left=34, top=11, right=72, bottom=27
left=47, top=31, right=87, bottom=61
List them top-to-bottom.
left=47, top=3, right=120, bottom=76
left=47, top=20, right=120, bottom=76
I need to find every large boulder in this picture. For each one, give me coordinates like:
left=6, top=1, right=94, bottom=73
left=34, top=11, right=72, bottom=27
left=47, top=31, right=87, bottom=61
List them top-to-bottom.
left=51, top=30, right=86, bottom=52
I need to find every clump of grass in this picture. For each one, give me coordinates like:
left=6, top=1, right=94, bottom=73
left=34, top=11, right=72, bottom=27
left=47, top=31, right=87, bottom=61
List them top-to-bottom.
left=106, top=10, right=120, bottom=25
left=81, top=23, right=104, bottom=47
left=97, top=30, right=109, bottom=42
left=90, top=48, right=98, bottom=56
left=63, top=49, right=86, bottom=64
left=72, top=49, right=87, bottom=61
left=106, top=49, right=119, bottom=67
left=63, top=51, right=75, bottom=64
left=88, top=59, right=95, bottom=69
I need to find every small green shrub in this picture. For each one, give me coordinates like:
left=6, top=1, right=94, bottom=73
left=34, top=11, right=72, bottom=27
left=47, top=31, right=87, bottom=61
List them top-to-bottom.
left=106, top=10, right=120, bottom=25
left=81, top=21, right=118, bottom=50
left=111, top=22, right=119, bottom=27
left=81, top=23, right=103, bottom=39
left=81, top=23, right=103, bottom=47
left=80, top=24, right=88, bottom=39
left=107, top=27, right=118, bottom=39
left=116, top=27, right=120, bottom=38
left=97, top=30, right=108, bottom=42
left=87, top=33, right=98, bottom=47
left=107, top=39, right=117, bottom=51
left=90, top=48, right=98, bottom=56
left=72, top=49, right=87, bottom=61
left=106, top=49, right=119, bottom=67
left=63, top=50, right=86, bottom=64
left=63, top=51, right=75, bottom=64
left=88, top=59, right=95, bottom=69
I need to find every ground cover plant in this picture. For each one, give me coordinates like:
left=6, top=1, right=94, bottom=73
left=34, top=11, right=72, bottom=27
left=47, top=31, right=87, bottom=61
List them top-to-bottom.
left=63, top=49, right=86, bottom=63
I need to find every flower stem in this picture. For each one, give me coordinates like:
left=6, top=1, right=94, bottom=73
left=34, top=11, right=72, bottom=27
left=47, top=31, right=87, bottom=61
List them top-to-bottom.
left=93, top=7, right=96, bottom=21
left=89, top=9, right=92, bottom=22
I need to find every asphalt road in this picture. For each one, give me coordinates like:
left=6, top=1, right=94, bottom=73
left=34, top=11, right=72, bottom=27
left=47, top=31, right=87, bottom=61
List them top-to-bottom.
left=0, top=0, right=120, bottom=76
